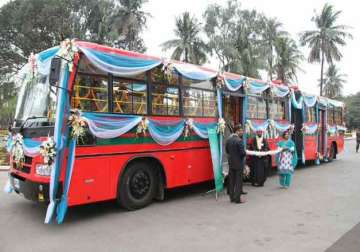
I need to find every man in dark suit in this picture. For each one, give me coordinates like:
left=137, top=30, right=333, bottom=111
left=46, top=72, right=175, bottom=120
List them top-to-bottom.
left=225, top=124, right=246, bottom=204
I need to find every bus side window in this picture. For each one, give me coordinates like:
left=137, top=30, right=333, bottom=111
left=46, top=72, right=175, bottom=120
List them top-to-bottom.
left=71, top=74, right=108, bottom=112
left=113, top=79, right=147, bottom=115
left=152, top=84, right=179, bottom=116
left=247, top=96, right=267, bottom=120
left=269, top=99, right=286, bottom=120
left=305, top=106, right=316, bottom=122
left=327, top=107, right=335, bottom=125
left=334, top=108, right=342, bottom=125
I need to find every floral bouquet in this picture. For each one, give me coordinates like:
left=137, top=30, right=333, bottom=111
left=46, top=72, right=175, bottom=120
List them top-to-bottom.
left=68, top=110, right=87, bottom=141
left=136, top=117, right=149, bottom=136
left=184, top=118, right=194, bottom=137
left=217, top=118, right=226, bottom=135
left=11, top=134, right=25, bottom=167
left=39, top=137, right=56, bottom=165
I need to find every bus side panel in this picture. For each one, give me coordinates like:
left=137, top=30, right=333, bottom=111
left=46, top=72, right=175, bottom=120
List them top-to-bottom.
left=304, top=135, right=317, bottom=161
left=336, top=135, right=344, bottom=154
left=266, top=137, right=280, bottom=168
left=68, top=157, right=111, bottom=206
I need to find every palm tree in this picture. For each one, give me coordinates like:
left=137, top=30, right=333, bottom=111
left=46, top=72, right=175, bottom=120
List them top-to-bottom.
left=299, top=3, right=352, bottom=96
left=161, top=12, right=208, bottom=65
left=261, top=17, right=288, bottom=80
left=274, top=36, right=304, bottom=83
left=323, top=65, right=346, bottom=98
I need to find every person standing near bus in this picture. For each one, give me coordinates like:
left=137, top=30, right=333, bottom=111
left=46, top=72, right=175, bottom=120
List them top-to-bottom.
left=225, top=124, right=247, bottom=203
left=356, top=129, right=360, bottom=153
left=248, top=130, right=270, bottom=187
left=276, top=130, right=298, bottom=189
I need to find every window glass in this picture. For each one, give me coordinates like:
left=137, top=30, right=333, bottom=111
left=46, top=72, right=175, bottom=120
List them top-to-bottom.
left=150, top=67, right=179, bottom=85
left=72, top=74, right=108, bottom=112
left=182, top=77, right=214, bottom=90
left=113, top=79, right=147, bottom=114
left=152, top=84, right=179, bottom=115
left=182, top=88, right=216, bottom=117
left=203, top=90, right=217, bottom=117
left=247, top=96, right=267, bottom=119
left=269, top=99, right=286, bottom=120
left=306, top=106, right=316, bottom=122
left=327, top=108, right=335, bottom=125
left=334, top=108, right=342, bottom=125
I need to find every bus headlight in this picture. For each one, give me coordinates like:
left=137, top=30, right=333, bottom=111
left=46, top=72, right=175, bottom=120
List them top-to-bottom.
left=35, top=164, right=53, bottom=176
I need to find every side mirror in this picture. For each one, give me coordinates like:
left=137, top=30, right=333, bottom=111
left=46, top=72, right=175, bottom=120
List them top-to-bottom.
left=49, top=57, right=62, bottom=86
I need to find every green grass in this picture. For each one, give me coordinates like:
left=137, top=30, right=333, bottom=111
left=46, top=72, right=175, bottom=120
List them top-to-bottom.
left=0, top=130, right=9, bottom=165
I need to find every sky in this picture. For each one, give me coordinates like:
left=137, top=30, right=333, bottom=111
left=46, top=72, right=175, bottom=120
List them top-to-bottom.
left=0, top=0, right=358, bottom=96
left=142, top=0, right=359, bottom=96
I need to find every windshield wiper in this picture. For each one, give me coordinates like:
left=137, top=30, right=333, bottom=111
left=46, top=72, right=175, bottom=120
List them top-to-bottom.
left=19, top=116, right=49, bottom=133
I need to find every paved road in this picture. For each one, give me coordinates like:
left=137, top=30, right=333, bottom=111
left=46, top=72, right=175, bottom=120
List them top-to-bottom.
left=0, top=140, right=359, bottom=252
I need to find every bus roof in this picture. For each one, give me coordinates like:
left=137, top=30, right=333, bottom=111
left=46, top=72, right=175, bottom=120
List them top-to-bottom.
left=34, top=40, right=345, bottom=108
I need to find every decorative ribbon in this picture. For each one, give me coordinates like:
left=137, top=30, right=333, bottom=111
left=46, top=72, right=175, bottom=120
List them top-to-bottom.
left=79, top=46, right=162, bottom=78
left=45, top=63, right=70, bottom=224
left=224, top=78, right=245, bottom=92
left=247, top=80, right=270, bottom=94
left=271, top=85, right=289, bottom=98
left=291, top=90, right=303, bottom=109
left=303, top=94, right=317, bottom=107
left=246, top=119, right=269, bottom=132
left=270, top=120, right=293, bottom=133
left=302, top=122, right=318, bottom=134
left=327, top=125, right=337, bottom=134
left=336, top=125, right=346, bottom=131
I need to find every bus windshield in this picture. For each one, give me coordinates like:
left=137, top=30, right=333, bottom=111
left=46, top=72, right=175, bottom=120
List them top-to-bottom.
left=14, top=66, right=57, bottom=128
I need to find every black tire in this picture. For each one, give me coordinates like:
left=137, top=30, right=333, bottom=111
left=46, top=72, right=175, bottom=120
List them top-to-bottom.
left=328, top=144, right=336, bottom=162
left=117, top=161, right=157, bottom=210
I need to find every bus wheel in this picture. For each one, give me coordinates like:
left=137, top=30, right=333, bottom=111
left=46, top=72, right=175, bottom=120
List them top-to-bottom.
left=328, top=144, right=336, bottom=162
left=117, top=161, right=157, bottom=210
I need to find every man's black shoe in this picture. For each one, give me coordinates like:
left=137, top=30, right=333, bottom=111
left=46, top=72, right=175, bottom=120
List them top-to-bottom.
left=241, top=191, right=248, bottom=195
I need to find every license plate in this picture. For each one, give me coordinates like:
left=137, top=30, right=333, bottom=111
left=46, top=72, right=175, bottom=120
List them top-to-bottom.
left=13, top=178, right=20, bottom=190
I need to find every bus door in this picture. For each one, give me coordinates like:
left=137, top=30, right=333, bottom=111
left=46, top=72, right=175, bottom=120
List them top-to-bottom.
left=222, top=94, right=243, bottom=173
left=223, top=95, right=243, bottom=135
left=291, top=104, right=303, bottom=163
left=318, top=108, right=326, bottom=157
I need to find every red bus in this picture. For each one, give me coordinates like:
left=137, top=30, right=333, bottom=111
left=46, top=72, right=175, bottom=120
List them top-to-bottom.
left=6, top=40, right=345, bottom=222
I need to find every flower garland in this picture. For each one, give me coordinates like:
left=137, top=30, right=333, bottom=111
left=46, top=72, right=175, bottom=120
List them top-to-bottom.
left=57, top=39, right=78, bottom=72
left=162, top=62, right=175, bottom=83
left=216, top=74, right=225, bottom=89
left=68, top=110, right=87, bottom=141
left=136, top=117, right=149, bottom=136
left=184, top=118, right=194, bottom=137
left=217, top=118, right=226, bottom=135
left=11, top=134, right=25, bottom=167
left=39, top=138, right=56, bottom=165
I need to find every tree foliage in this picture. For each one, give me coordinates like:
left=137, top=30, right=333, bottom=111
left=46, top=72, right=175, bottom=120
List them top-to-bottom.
left=0, top=0, right=149, bottom=128
left=299, top=3, right=352, bottom=95
left=161, top=12, right=208, bottom=65
left=274, top=36, right=304, bottom=83
left=322, top=65, right=346, bottom=99
left=344, top=92, right=360, bottom=129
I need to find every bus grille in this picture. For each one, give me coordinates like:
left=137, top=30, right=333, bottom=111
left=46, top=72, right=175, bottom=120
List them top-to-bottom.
left=12, top=155, right=32, bottom=174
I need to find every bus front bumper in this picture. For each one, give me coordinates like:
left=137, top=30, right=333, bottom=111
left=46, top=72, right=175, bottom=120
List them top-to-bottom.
left=9, top=173, right=55, bottom=203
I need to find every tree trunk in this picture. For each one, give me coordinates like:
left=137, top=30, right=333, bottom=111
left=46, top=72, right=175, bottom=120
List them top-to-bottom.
left=320, top=50, right=325, bottom=96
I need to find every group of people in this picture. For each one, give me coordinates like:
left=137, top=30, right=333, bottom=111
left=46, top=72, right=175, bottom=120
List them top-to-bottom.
left=225, top=124, right=297, bottom=204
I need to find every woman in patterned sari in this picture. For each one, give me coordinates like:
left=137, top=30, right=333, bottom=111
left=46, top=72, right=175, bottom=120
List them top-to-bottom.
left=276, top=130, right=298, bottom=188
